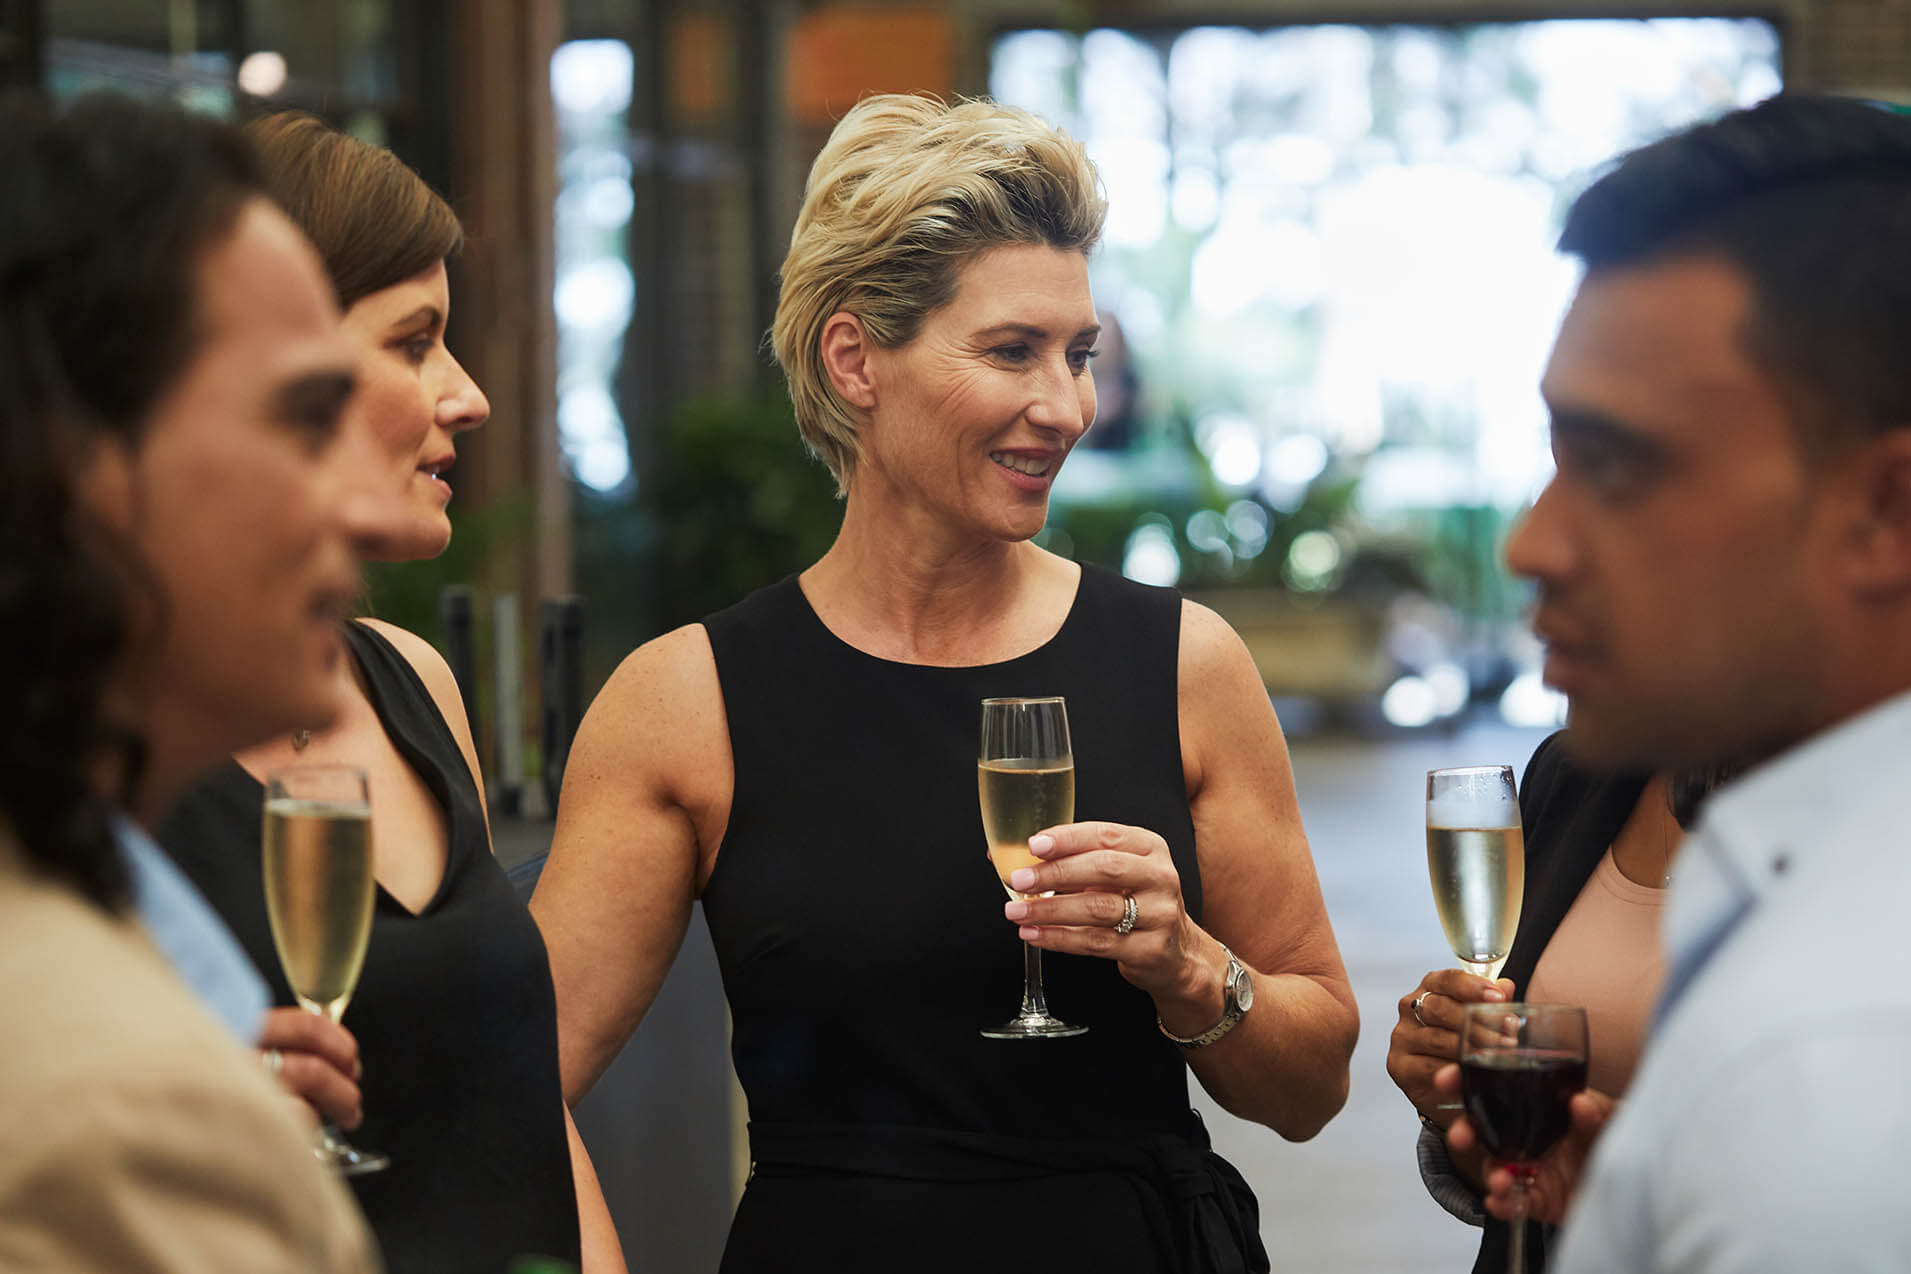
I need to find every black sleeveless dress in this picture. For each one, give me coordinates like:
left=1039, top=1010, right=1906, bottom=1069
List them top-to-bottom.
left=702, top=565, right=1266, bottom=1274
left=159, top=621, right=580, bottom=1274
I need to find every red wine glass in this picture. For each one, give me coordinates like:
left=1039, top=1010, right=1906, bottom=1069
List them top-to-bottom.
left=1459, top=1002, right=1589, bottom=1274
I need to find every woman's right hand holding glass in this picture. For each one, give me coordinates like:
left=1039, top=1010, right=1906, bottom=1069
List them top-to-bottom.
left=1386, top=968, right=1513, bottom=1124
left=256, top=1005, right=364, bottom=1131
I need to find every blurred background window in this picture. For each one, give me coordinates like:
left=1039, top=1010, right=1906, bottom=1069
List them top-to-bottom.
left=36, top=0, right=447, bottom=196
left=43, top=1, right=408, bottom=125
left=11, top=4, right=1783, bottom=733
left=990, top=17, right=1780, bottom=730
left=553, top=36, right=638, bottom=497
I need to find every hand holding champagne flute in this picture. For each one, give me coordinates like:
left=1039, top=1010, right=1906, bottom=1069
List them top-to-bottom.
left=978, top=696, right=1086, bottom=1039
left=263, top=764, right=388, bottom=1175
left=1425, top=765, right=1525, bottom=979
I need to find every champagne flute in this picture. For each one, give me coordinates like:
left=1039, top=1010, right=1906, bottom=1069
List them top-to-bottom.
left=977, top=696, right=1086, bottom=1040
left=263, top=764, right=389, bottom=1175
left=1425, top=765, right=1525, bottom=978
left=1459, top=1003, right=1589, bottom=1274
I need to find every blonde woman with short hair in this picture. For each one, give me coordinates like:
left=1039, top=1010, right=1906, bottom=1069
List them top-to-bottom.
left=535, top=94, right=1357, bottom=1274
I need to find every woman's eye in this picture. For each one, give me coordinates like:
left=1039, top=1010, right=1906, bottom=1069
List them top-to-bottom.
left=398, top=337, right=433, bottom=365
left=990, top=344, right=1032, bottom=364
left=1069, top=348, right=1100, bottom=374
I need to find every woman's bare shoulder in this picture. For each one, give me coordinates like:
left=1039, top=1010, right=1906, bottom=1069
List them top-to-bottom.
left=1175, top=597, right=1265, bottom=693
left=355, top=618, right=456, bottom=699
left=569, top=623, right=729, bottom=795
left=594, top=623, right=722, bottom=719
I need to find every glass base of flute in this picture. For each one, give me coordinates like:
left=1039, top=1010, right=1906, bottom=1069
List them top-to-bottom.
left=264, top=765, right=389, bottom=1175
left=981, top=916, right=1089, bottom=1040
left=316, top=1120, right=389, bottom=1176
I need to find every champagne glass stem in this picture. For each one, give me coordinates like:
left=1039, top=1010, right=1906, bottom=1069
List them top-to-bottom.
left=1020, top=941, right=1050, bottom=1017
left=306, top=1002, right=387, bottom=1176
left=1505, top=1173, right=1530, bottom=1274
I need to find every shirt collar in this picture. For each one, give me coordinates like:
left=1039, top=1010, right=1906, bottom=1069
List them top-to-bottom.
left=1694, top=687, right=1911, bottom=887
left=1660, top=688, right=1911, bottom=1017
left=111, top=811, right=269, bottom=1042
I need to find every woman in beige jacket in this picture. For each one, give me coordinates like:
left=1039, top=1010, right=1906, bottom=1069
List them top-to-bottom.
left=0, top=93, right=390, bottom=1271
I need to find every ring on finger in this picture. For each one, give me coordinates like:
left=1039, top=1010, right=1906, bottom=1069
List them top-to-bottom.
left=1115, top=894, right=1140, bottom=935
left=1411, top=990, right=1434, bottom=1028
left=260, top=1047, right=284, bottom=1077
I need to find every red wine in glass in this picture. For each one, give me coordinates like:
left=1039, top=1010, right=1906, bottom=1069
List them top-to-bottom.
left=1459, top=1004, right=1589, bottom=1274
left=1460, top=1049, right=1587, bottom=1165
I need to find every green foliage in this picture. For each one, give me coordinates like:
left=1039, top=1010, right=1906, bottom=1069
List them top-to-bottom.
left=642, top=390, right=842, bottom=632
left=1045, top=410, right=1364, bottom=595
left=571, top=483, right=652, bottom=690
left=360, top=494, right=533, bottom=637
left=358, top=497, right=535, bottom=776
left=1423, top=503, right=1526, bottom=621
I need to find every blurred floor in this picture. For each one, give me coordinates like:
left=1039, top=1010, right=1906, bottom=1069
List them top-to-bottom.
left=1192, top=717, right=1553, bottom=1274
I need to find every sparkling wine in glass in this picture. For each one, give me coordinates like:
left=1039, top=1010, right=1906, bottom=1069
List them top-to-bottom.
left=978, top=696, right=1086, bottom=1040
left=263, top=764, right=388, bottom=1175
left=1426, top=765, right=1525, bottom=978
left=1460, top=1003, right=1590, bottom=1274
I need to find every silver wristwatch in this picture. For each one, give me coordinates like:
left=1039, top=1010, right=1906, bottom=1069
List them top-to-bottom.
left=1158, top=946, right=1254, bottom=1049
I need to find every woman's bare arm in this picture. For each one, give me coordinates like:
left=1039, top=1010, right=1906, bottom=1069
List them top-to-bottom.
left=1166, top=600, right=1359, bottom=1138
left=1005, top=601, right=1358, bottom=1140
left=530, top=624, right=731, bottom=1102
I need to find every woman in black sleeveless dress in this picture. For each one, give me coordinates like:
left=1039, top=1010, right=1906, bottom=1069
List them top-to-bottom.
left=534, top=94, right=1358, bottom=1273
left=158, top=114, right=623, bottom=1274
left=163, top=622, right=584, bottom=1273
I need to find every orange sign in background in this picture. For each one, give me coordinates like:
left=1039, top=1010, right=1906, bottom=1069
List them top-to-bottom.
left=787, top=7, right=956, bottom=123
left=671, top=13, right=731, bottom=122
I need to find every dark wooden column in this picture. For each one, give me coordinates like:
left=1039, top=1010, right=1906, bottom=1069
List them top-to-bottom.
left=0, top=0, right=41, bottom=92
left=448, top=0, right=570, bottom=613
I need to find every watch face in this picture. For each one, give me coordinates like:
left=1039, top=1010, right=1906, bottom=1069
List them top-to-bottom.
left=1231, top=968, right=1254, bottom=1012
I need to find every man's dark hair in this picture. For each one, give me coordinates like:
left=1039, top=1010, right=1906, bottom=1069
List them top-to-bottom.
left=0, top=92, right=263, bottom=909
left=1560, top=93, right=1911, bottom=450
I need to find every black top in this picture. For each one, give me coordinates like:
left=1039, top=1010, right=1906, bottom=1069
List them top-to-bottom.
left=702, top=566, right=1266, bottom=1274
left=159, top=621, right=580, bottom=1274
left=1473, top=731, right=1648, bottom=1274
left=1499, top=733, right=1650, bottom=996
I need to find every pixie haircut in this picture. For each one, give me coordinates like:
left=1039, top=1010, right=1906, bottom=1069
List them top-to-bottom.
left=771, top=94, right=1107, bottom=492
left=1560, top=94, right=1911, bottom=453
left=245, top=111, right=463, bottom=311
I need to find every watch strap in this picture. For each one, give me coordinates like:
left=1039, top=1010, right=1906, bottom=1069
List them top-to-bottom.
left=1157, top=947, right=1248, bottom=1049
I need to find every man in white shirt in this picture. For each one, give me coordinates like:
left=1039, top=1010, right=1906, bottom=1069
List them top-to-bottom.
left=1441, top=93, right=1911, bottom=1272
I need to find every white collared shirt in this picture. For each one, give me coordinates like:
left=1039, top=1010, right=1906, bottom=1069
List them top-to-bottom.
left=1554, top=688, right=1911, bottom=1273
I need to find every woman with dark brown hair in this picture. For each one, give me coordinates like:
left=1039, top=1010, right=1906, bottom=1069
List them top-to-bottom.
left=0, top=90, right=378, bottom=1271
left=158, top=112, right=624, bottom=1274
